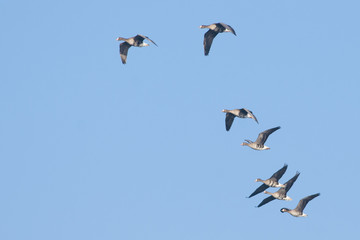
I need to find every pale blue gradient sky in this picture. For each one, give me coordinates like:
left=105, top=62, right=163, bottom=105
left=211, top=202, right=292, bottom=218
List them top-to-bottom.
left=1, top=0, right=359, bottom=239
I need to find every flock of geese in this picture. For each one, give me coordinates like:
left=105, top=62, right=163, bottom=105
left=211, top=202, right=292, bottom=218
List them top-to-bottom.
left=116, top=22, right=236, bottom=64
left=117, top=23, right=320, bottom=217
left=222, top=107, right=320, bottom=217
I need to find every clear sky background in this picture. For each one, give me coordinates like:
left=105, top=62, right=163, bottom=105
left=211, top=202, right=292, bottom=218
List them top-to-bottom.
left=1, top=0, right=359, bottom=239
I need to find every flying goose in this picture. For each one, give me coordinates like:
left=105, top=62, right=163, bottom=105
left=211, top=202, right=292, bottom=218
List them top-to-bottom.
left=199, top=23, right=236, bottom=56
left=116, top=34, right=158, bottom=64
left=222, top=108, right=258, bottom=131
left=241, top=126, right=280, bottom=150
left=247, top=164, right=288, bottom=198
left=257, top=171, right=300, bottom=208
left=281, top=193, right=320, bottom=217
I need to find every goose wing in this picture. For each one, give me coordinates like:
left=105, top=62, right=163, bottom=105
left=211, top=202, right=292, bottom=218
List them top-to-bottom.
left=219, top=22, right=237, bottom=35
left=204, top=30, right=218, bottom=56
left=135, top=34, right=158, bottom=46
left=120, top=42, right=131, bottom=64
left=242, top=108, right=259, bottom=124
left=225, top=113, right=236, bottom=131
left=254, top=126, right=281, bottom=146
left=269, top=164, right=288, bottom=181
left=284, top=172, right=300, bottom=192
left=248, top=183, right=269, bottom=198
left=294, top=193, right=320, bottom=212
left=257, top=196, right=275, bottom=208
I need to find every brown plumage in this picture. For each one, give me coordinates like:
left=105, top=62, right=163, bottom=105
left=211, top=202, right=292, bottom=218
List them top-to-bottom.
left=199, top=23, right=236, bottom=55
left=116, top=34, right=157, bottom=64
left=222, top=108, right=258, bottom=131
left=241, top=126, right=280, bottom=150
left=248, top=164, right=288, bottom=198
left=281, top=193, right=320, bottom=217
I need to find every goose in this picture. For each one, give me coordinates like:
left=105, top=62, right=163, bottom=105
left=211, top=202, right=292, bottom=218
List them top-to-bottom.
left=199, top=22, right=236, bottom=56
left=116, top=34, right=157, bottom=64
left=222, top=108, right=258, bottom=131
left=241, top=126, right=280, bottom=150
left=247, top=164, right=288, bottom=198
left=257, top=171, right=300, bottom=208
left=281, top=193, right=320, bottom=217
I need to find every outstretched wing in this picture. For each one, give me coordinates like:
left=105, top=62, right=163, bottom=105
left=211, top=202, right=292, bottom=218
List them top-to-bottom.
left=219, top=22, right=237, bottom=35
left=204, top=30, right=218, bottom=56
left=135, top=34, right=158, bottom=46
left=120, top=42, right=131, bottom=64
left=242, top=108, right=259, bottom=124
left=225, top=113, right=236, bottom=131
left=255, top=126, right=281, bottom=146
left=270, top=164, right=288, bottom=181
left=284, top=172, right=300, bottom=192
left=248, top=183, right=269, bottom=198
left=295, top=193, right=320, bottom=212
left=257, top=196, right=275, bottom=208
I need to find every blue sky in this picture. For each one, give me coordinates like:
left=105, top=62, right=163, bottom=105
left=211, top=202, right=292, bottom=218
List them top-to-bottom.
left=1, top=0, right=360, bottom=239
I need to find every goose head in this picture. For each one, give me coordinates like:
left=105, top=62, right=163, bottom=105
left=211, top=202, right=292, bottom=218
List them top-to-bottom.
left=199, top=25, right=208, bottom=29
left=241, top=142, right=248, bottom=147
left=255, top=178, right=263, bottom=183
left=280, top=208, right=290, bottom=213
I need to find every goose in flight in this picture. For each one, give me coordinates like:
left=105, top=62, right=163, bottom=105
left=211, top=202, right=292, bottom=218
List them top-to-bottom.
left=199, top=22, right=236, bottom=56
left=116, top=34, right=157, bottom=64
left=222, top=108, right=258, bottom=131
left=241, top=126, right=280, bottom=150
left=247, top=164, right=288, bottom=198
left=257, top=171, right=300, bottom=207
left=281, top=193, right=320, bottom=217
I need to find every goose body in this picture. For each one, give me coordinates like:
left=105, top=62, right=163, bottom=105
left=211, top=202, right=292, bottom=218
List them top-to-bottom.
left=199, top=22, right=236, bottom=56
left=116, top=34, right=157, bottom=64
left=222, top=108, right=258, bottom=131
left=241, top=126, right=280, bottom=150
left=248, top=164, right=288, bottom=198
left=257, top=172, right=300, bottom=207
left=281, top=193, right=320, bottom=217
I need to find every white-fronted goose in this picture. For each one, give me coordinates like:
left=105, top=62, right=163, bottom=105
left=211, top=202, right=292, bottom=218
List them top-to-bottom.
left=199, top=23, right=236, bottom=56
left=116, top=34, right=158, bottom=64
left=222, top=108, right=258, bottom=131
left=241, top=126, right=280, bottom=150
left=247, top=164, right=288, bottom=198
left=257, top=172, right=300, bottom=208
left=281, top=193, right=320, bottom=217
